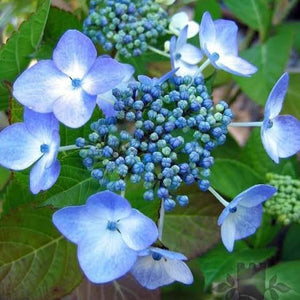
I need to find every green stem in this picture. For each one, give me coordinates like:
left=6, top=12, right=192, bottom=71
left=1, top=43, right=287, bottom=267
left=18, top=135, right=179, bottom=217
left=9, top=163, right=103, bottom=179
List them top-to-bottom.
left=147, top=45, right=170, bottom=58
left=194, top=58, right=211, bottom=78
left=229, top=121, right=263, bottom=127
left=58, top=145, right=80, bottom=152
left=208, top=186, right=229, bottom=207
left=120, top=190, right=125, bottom=198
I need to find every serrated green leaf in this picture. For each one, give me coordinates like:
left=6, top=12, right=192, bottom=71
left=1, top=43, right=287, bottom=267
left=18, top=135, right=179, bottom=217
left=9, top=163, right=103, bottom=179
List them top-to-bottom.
left=0, top=0, right=51, bottom=110
left=223, top=0, right=272, bottom=41
left=234, top=32, right=293, bottom=105
left=210, top=158, right=262, bottom=199
left=163, top=185, right=222, bottom=259
left=0, top=205, right=82, bottom=299
left=198, top=241, right=276, bottom=289
left=254, top=261, right=300, bottom=299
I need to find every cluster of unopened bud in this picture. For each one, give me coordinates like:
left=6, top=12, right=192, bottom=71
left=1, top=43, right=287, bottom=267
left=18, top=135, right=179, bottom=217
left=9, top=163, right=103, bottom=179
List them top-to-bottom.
left=83, top=0, right=168, bottom=58
left=76, top=74, right=233, bottom=210
left=265, top=173, right=300, bottom=225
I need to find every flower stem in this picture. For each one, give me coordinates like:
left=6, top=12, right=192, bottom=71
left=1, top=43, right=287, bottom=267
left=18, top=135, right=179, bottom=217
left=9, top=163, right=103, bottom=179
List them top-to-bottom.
left=147, top=45, right=170, bottom=58
left=194, top=58, right=211, bottom=78
left=229, top=121, right=263, bottom=127
left=58, top=145, right=80, bottom=152
left=208, top=186, right=229, bottom=207
left=120, top=190, right=125, bottom=198
left=158, top=200, right=165, bottom=241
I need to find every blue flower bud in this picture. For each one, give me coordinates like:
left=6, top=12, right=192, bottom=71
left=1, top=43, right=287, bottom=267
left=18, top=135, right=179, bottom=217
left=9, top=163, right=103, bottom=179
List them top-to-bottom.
left=75, top=137, right=86, bottom=147
left=91, top=169, right=104, bottom=179
left=198, top=179, right=210, bottom=191
left=157, top=187, right=169, bottom=199
left=144, top=190, right=154, bottom=201
left=177, top=195, right=189, bottom=206
left=164, top=198, right=176, bottom=211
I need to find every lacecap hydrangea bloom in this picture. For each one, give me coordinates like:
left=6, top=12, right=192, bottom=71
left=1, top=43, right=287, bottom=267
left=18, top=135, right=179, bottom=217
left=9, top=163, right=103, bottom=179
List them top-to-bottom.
left=199, top=12, right=257, bottom=77
left=13, top=30, right=128, bottom=128
left=75, top=72, right=233, bottom=210
left=261, top=73, right=300, bottom=163
left=0, top=108, right=60, bottom=194
left=218, top=185, right=277, bottom=252
left=52, top=190, right=158, bottom=283
left=131, top=247, right=193, bottom=289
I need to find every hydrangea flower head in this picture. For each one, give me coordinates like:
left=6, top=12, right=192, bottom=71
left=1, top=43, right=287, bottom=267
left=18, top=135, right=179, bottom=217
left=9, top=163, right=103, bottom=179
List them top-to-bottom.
left=169, top=12, right=199, bottom=38
left=199, top=12, right=257, bottom=77
left=170, top=26, right=203, bottom=76
left=13, top=30, right=128, bottom=128
left=261, top=72, right=300, bottom=163
left=0, top=108, right=60, bottom=194
left=218, top=185, right=277, bottom=252
left=52, top=191, right=158, bottom=283
left=131, top=247, right=193, bottom=289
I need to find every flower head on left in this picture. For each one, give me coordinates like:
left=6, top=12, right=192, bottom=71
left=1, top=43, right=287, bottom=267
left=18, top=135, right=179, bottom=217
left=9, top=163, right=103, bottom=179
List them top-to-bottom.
left=13, top=30, right=130, bottom=128
left=0, top=108, right=60, bottom=194
left=52, top=190, right=158, bottom=283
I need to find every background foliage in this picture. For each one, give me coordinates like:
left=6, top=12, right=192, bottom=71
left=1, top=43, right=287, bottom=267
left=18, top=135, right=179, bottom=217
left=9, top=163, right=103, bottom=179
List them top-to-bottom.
left=0, top=0, right=299, bottom=299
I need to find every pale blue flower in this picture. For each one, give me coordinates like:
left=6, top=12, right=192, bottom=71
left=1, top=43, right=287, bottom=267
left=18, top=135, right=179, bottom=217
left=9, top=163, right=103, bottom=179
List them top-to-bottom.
left=199, top=12, right=257, bottom=77
left=170, top=26, right=203, bottom=76
left=13, top=30, right=129, bottom=128
left=96, top=62, right=135, bottom=117
left=261, top=72, right=300, bottom=163
left=0, top=108, right=60, bottom=194
left=218, top=185, right=277, bottom=252
left=52, top=191, right=158, bottom=283
left=131, top=247, right=193, bottom=289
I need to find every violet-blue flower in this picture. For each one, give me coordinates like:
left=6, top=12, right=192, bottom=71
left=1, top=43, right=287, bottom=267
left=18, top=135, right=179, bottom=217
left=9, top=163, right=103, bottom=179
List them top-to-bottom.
left=199, top=12, right=257, bottom=77
left=170, top=26, right=203, bottom=76
left=13, top=30, right=129, bottom=128
left=96, top=62, right=135, bottom=118
left=261, top=72, right=300, bottom=163
left=0, top=108, right=60, bottom=194
left=218, top=185, right=277, bottom=252
left=52, top=191, right=158, bottom=283
left=131, top=247, right=193, bottom=289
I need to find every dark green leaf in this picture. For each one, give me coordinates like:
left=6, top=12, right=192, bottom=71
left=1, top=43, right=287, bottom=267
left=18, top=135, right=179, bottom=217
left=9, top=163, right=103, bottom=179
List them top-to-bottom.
left=0, top=0, right=51, bottom=110
left=194, top=0, right=222, bottom=21
left=223, top=0, right=272, bottom=40
left=35, top=6, right=82, bottom=59
left=234, top=32, right=293, bottom=105
left=281, top=73, right=300, bottom=119
left=210, top=158, right=262, bottom=199
left=163, top=185, right=222, bottom=259
left=0, top=205, right=82, bottom=299
left=281, top=224, right=300, bottom=261
left=198, top=242, right=276, bottom=289
left=269, top=275, right=278, bottom=287
left=274, top=283, right=291, bottom=293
